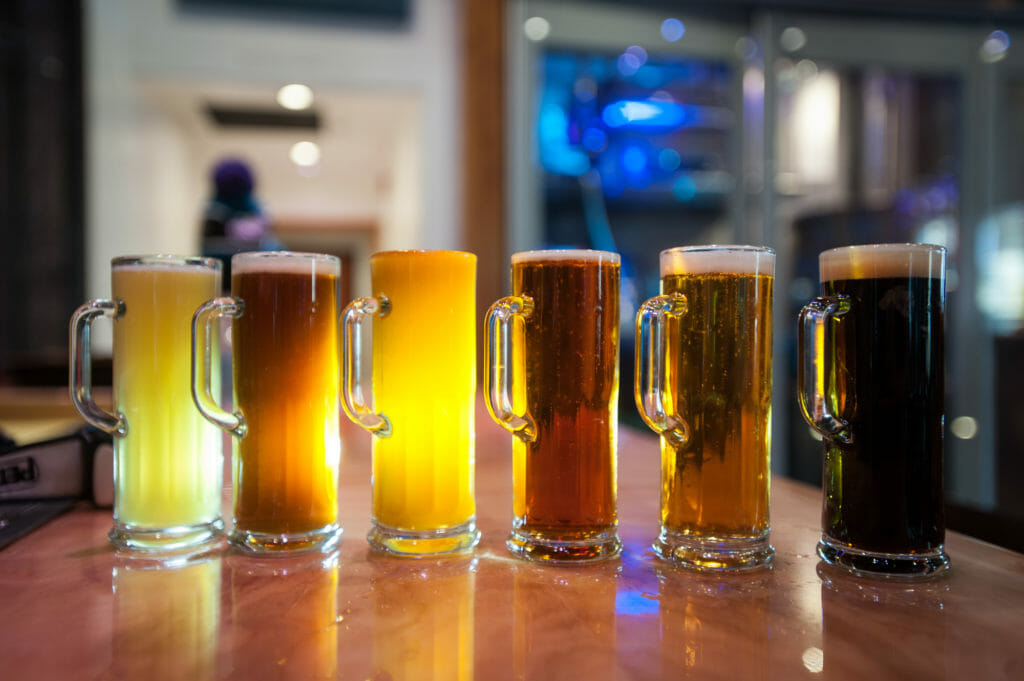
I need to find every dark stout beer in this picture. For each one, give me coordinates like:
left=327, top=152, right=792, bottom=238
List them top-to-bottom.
left=510, top=250, right=620, bottom=558
left=231, top=254, right=341, bottom=539
left=660, top=264, right=773, bottom=539
left=820, top=269, right=945, bottom=555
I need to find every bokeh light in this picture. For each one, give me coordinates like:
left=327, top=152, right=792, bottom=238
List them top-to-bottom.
left=661, top=18, right=685, bottom=42
left=276, top=83, right=314, bottom=111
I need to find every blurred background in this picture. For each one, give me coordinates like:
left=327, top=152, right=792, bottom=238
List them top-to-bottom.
left=1, top=0, right=1022, bottom=551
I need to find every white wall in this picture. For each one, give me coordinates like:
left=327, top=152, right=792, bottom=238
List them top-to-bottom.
left=85, top=0, right=462, bottom=325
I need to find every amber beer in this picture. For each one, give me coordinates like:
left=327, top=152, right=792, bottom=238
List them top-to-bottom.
left=799, top=243, right=949, bottom=577
left=635, top=245, right=774, bottom=571
left=485, top=249, right=621, bottom=563
left=192, top=251, right=342, bottom=553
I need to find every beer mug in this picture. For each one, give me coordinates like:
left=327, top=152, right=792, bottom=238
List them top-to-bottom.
left=798, top=243, right=949, bottom=577
left=635, top=245, right=775, bottom=571
left=485, top=249, right=621, bottom=564
left=341, top=250, right=480, bottom=556
left=192, top=251, right=342, bottom=554
left=70, top=255, right=223, bottom=552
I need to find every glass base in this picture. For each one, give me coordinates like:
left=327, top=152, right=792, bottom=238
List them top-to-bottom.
left=108, top=517, right=224, bottom=553
left=368, top=518, right=481, bottom=557
left=229, top=523, right=342, bottom=555
left=506, top=526, right=622, bottom=565
left=653, top=528, right=774, bottom=572
left=817, top=535, right=950, bottom=579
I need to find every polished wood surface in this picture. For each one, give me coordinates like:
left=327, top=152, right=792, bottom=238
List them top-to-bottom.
left=2, top=402, right=1023, bottom=680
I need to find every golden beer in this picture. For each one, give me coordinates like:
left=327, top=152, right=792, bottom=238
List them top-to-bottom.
left=636, top=245, right=774, bottom=571
left=358, top=251, right=478, bottom=554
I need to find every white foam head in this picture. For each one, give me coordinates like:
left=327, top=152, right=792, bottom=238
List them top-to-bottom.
left=820, top=243, right=945, bottom=281
left=660, top=245, right=775, bottom=277
left=512, top=249, right=620, bottom=265
left=232, top=251, right=341, bottom=277
left=112, top=255, right=220, bottom=273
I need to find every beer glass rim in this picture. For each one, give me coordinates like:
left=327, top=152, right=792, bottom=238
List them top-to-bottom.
left=821, top=242, right=945, bottom=257
left=820, top=243, right=946, bottom=281
left=660, top=244, right=774, bottom=277
left=511, top=248, right=620, bottom=264
left=371, top=249, right=476, bottom=262
left=231, top=250, right=341, bottom=275
left=112, top=254, right=221, bottom=271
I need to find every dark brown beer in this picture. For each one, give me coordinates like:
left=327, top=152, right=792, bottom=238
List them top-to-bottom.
left=511, top=251, right=620, bottom=551
left=231, top=254, right=341, bottom=539
left=820, top=271, right=945, bottom=555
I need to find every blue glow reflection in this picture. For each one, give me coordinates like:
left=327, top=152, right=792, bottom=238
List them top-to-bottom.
left=615, top=588, right=660, bottom=616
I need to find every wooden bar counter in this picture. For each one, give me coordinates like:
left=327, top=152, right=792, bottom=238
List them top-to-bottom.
left=2, top=403, right=1023, bottom=680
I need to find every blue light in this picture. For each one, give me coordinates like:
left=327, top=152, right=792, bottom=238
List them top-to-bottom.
left=661, top=18, right=685, bottom=42
left=987, top=29, right=1011, bottom=54
left=626, top=45, right=648, bottom=66
left=617, top=53, right=642, bottom=77
left=602, top=100, right=686, bottom=128
left=538, top=101, right=590, bottom=176
left=581, top=127, right=607, bottom=152
left=622, top=145, right=647, bottom=173
left=658, top=148, right=682, bottom=171
left=673, top=175, right=697, bottom=201
left=615, top=588, right=660, bottom=616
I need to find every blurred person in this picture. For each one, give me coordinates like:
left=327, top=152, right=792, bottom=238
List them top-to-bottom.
left=201, top=157, right=282, bottom=284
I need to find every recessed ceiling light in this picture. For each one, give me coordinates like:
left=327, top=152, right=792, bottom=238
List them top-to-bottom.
left=277, top=83, right=314, bottom=111
left=290, top=140, right=321, bottom=167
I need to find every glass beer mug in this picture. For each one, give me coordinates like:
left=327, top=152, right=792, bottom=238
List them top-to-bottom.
left=798, top=243, right=950, bottom=578
left=635, top=245, right=775, bottom=572
left=485, top=249, right=622, bottom=564
left=341, top=250, right=480, bottom=556
left=192, top=251, right=343, bottom=554
left=70, top=255, right=224, bottom=552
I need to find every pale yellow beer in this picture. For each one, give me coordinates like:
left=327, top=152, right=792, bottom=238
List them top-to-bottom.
left=636, top=245, right=774, bottom=571
left=342, top=250, right=478, bottom=555
left=70, top=255, right=224, bottom=551
left=112, top=261, right=223, bottom=534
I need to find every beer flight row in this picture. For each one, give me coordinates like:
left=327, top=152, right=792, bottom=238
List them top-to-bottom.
left=69, top=244, right=949, bottom=579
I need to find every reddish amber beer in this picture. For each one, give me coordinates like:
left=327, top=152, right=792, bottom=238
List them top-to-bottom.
left=485, top=249, right=621, bottom=563
left=192, top=251, right=342, bottom=554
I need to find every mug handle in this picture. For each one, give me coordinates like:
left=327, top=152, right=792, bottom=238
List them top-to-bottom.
left=634, top=294, right=689, bottom=447
left=341, top=296, right=392, bottom=437
left=484, top=296, right=536, bottom=443
left=797, top=296, right=852, bottom=444
left=191, top=297, right=246, bottom=437
left=69, top=299, right=127, bottom=436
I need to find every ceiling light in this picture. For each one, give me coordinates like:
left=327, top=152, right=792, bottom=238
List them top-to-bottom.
left=277, top=83, right=314, bottom=111
left=290, top=141, right=321, bottom=167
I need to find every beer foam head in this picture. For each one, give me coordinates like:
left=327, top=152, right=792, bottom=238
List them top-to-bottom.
left=820, top=243, right=945, bottom=281
left=660, top=245, right=775, bottom=277
left=512, top=249, right=620, bottom=265
left=232, top=251, right=341, bottom=277
left=112, top=255, right=221, bottom=272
